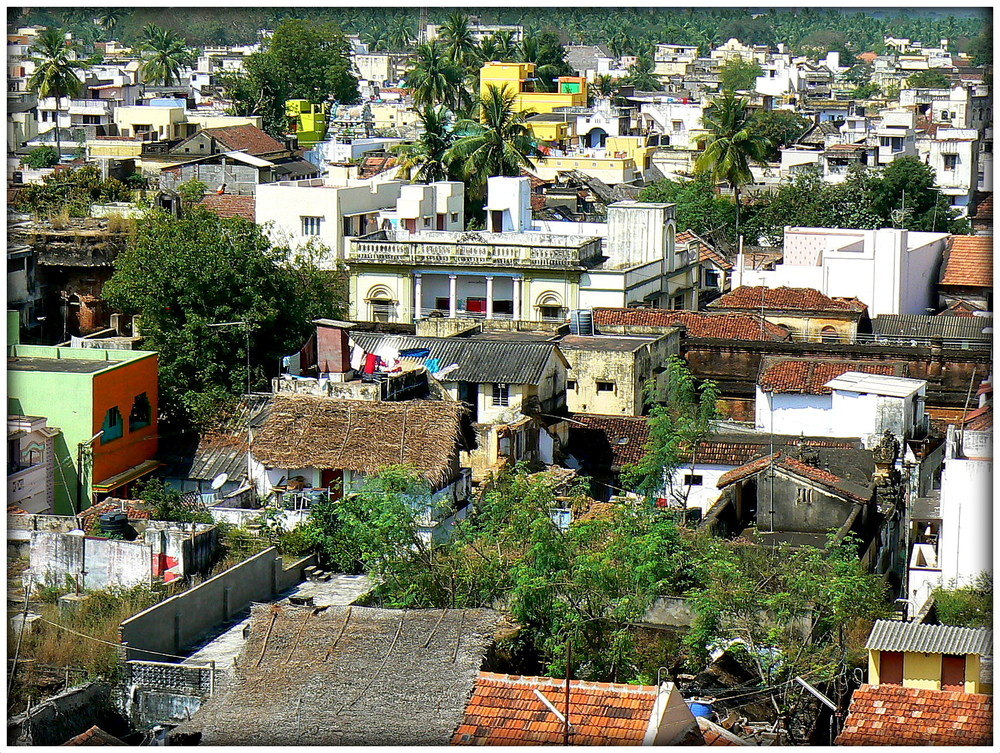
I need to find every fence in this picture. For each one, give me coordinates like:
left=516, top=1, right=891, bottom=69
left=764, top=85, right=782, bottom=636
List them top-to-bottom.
left=119, top=547, right=315, bottom=662
left=125, top=660, right=215, bottom=729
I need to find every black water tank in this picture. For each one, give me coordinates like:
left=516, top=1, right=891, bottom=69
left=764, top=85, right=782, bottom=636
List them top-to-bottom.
left=99, top=511, right=128, bottom=536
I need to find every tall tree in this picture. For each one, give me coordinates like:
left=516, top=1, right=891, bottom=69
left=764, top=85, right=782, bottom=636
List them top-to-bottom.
left=440, top=11, right=478, bottom=71
left=138, top=24, right=194, bottom=86
left=26, top=27, right=84, bottom=160
left=479, top=30, right=517, bottom=63
left=518, top=31, right=573, bottom=92
left=405, top=41, right=467, bottom=114
left=625, top=54, right=662, bottom=91
left=718, top=58, right=764, bottom=92
left=592, top=73, right=619, bottom=99
left=447, top=85, right=541, bottom=197
left=695, top=91, right=772, bottom=235
left=391, top=106, right=457, bottom=183
left=749, top=109, right=812, bottom=161
left=638, top=176, right=738, bottom=246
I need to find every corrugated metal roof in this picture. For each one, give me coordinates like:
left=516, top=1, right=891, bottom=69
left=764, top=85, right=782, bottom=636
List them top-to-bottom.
left=873, top=314, right=991, bottom=341
left=350, top=333, right=563, bottom=385
left=866, top=619, right=993, bottom=656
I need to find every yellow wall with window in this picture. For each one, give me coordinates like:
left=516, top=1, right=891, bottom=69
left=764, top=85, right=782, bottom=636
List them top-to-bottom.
left=869, top=649, right=992, bottom=695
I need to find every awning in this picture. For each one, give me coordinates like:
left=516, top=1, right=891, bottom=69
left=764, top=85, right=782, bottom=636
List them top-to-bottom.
left=92, top=459, right=162, bottom=494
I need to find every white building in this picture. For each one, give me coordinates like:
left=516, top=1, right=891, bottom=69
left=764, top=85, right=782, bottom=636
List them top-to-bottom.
left=632, top=95, right=707, bottom=150
left=873, top=109, right=918, bottom=166
left=919, top=127, right=979, bottom=215
left=733, top=227, right=951, bottom=318
left=755, top=365, right=928, bottom=447
left=8, top=415, right=61, bottom=514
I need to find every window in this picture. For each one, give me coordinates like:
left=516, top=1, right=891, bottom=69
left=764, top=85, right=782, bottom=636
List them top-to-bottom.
left=82, top=115, right=101, bottom=125
left=672, top=120, right=684, bottom=133
left=134, top=124, right=151, bottom=133
left=943, top=154, right=958, bottom=171
left=451, top=212, right=459, bottom=222
left=301, top=216, right=323, bottom=236
left=422, top=217, right=431, bottom=227
left=704, top=269, right=720, bottom=288
left=539, top=305, right=562, bottom=321
left=820, top=326, right=840, bottom=344
left=567, top=380, right=577, bottom=390
left=596, top=381, right=615, bottom=393
left=492, top=383, right=510, bottom=407
left=129, top=393, right=151, bottom=431
left=101, top=407, right=123, bottom=444
left=684, top=474, right=704, bottom=486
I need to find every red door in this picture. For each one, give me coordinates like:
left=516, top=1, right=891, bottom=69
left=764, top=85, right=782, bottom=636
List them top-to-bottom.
left=320, top=469, right=343, bottom=500
left=880, top=651, right=904, bottom=685
left=941, top=655, right=966, bottom=692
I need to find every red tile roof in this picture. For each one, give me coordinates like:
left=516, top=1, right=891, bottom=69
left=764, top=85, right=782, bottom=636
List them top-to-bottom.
left=858, top=52, right=878, bottom=63
left=199, top=125, right=286, bottom=156
left=358, top=155, right=397, bottom=179
left=197, top=193, right=256, bottom=221
left=972, top=193, right=992, bottom=222
left=676, top=229, right=733, bottom=270
left=940, top=235, right=992, bottom=288
left=709, top=286, right=867, bottom=314
left=937, top=299, right=985, bottom=317
left=593, top=308, right=790, bottom=341
left=757, top=357, right=900, bottom=394
left=962, top=403, right=993, bottom=432
left=567, top=414, right=650, bottom=467
left=717, top=452, right=870, bottom=502
left=716, top=453, right=778, bottom=488
left=78, top=499, right=152, bottom=530
left=452, top=672, right=658, bottom=745
left=836, top=684, right=992, bottom=746
left=62, top=725, right=127, bottom=746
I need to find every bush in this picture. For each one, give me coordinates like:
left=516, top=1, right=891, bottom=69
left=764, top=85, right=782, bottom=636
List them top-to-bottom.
left=23, top=146, right=59, bottom=169
left=11, top=165, right=132, bottom=218
left=178, top=178, right=208, bottom=205
left=933, top=574, right=992, bottom=628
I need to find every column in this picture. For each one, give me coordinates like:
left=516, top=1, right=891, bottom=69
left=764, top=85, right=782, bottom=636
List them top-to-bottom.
left=413, top=273, right=422, bottom=319
left=449, top=274, right=458, bottom=318
left=485, top=276, right=494, bottom=320
left=513, top=276, right=522, bottom=321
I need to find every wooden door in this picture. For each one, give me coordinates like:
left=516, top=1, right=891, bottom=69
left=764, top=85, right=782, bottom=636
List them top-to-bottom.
left=880, top=651, right=904, bottom=685
left=941, top=655, right=966, bottom=692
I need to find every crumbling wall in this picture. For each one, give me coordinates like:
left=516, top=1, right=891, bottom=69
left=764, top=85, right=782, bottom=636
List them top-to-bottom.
left=28, top=531, right=152, bottom=590
left=7, top=680, right=123, bottom=746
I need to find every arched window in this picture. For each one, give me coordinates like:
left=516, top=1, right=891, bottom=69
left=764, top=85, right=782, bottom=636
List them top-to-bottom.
left=366, top=285, right=396, bottom=323
left=535, top=292, right=564, bottom=322
left=820, top=326, right=840, bottom=344
left=129, top=393, right=151, bottom=431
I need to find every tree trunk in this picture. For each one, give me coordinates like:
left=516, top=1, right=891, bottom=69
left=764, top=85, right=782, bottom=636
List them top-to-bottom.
left=733, top=182, right=741, bottom=238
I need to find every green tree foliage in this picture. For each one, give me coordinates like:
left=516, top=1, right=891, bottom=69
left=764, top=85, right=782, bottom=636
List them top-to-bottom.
left=440, top=12, right=479, bottom=72
left=220, top=19, right=359, bottom=136
left=138, top=24, right=194, bottom=86
left=968, top=24, right=992, bottom=65
left=26, top=27, right=84, bottom=159
left=480, top=31, right=518, bottom=63
left=517, top=32, right=574, bottom=92
left=405, top=41, right=467, bottom=114
left=625, top=54, right=662, bottom=92
left=719, top=59, right=764, bottom=92
left=844, top=63, right=873, bottom=86
left=906, top=68, right=951, bottom=89
left=851, top=82, right=882, bottom=99
left=447, top=85, right=542, bottom=199
left=391, top=106, right=457, bottom=183
left=749, top=110, right=812, bottom=161
left=22, top=146, right=60, bottom=169
left=11, top=165, right=130, bottom=218
left=638, top=176, right=738, bottom=245
left=177, top=178, right=208, bottom=205
left=103, top=207, right=346, bottom=429
left=623, top=356, right=720, bottom=505
left=134, top=478, right=213, bottom=524
left=685, top=535, right=888, bottom=735
left=932, top=573, right=992, bottom=628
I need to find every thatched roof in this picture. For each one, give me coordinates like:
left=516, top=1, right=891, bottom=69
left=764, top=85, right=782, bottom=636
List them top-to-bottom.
left=252, top=396, right=464, bottom=486
left=170, top=604, right=501, bottom=746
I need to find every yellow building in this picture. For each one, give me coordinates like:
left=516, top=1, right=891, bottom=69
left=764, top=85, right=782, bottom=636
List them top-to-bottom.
left=479, top=62, right=588, bottom=116
left=866, top=619, right=992, bottom=696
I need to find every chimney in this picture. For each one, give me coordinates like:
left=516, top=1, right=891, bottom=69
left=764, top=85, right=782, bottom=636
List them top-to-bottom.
left=314, top=318, right=356, bottom=381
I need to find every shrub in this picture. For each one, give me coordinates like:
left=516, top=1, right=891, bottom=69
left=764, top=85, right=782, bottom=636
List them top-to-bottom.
left=23, top=146, right=59, bottom=169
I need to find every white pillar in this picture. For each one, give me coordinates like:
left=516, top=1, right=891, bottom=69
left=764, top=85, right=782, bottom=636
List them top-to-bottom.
left=413, top=273, right=422, bottom=319
left=449, top=274, right=458, bottom=318
left=485, top=276, right=494, bottom=319
left=513, top=276, right=522, bottom=321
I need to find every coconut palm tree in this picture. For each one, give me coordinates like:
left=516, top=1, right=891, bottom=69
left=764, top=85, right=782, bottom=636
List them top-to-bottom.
left=95, top=10, right=120, bottom=38
left=440, top=12, right=478, bottom=71
left=387, top=18, right=415, bottom=52
left=139, top=24, right=193, bottom=87
left=27, top=27, right=84, bottom=161
left=480, top=31, right=517, bottom=63
left=405, top=41, right=467, bottom=114
left=625, top=54, right=662, bottom=92
left=592, top=74, right=618, bottom=99
left=446, top=85, right=541, bottom=197
left=694, top=91, right=771, bottom=236
left=391, top=106, right=457, bottom=183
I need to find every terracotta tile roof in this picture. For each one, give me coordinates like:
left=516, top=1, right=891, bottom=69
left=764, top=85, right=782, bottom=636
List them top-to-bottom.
left=858, top=52, right=878, bottom=63
left=198, top=125, right=286, bottom=156
left=358, top=155, right=397, bottom=179
left=197, top=193, right=256, bottom=221
left=972, top=193, right=992, bottom=222
left=676, top=229, right=733, bottom=270
left=940, top=235, right=992, bottom=288
left=709, top=286, right=867, bottom=314
left=937, top=299, right=984, bottom=317
left=593, top=308, right=790, bottom=341
left=757, top=356, right=900, bottom=394
left=962, top=403, right=993, bottom=431
left=567, top=413, right=650, bottom=467
left=691, top=437, right=857, bottom=466
left=717, top=452, right=871, bottom=502
left=716, top=453, right=777, bottom=488
left=78, top=498, right=151, bottom=530
left=7, top=504, right=29, bottom=515
left=453, top=672, right=658, bottom=745
left=836, top=684, right=992, bottom=746
left=62, top=725, right=127, bottom=746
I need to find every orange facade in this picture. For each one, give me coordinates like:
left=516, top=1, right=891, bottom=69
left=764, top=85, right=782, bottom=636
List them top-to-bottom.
left=91, top=354, right=159, bottom=486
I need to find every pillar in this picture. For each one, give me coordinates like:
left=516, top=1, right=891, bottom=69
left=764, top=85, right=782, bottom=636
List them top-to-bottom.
left=413, top=273, right=423, bottom=319
left=449, top=274, right=458, bottom=318
left=485, top=276, right=494, bottom=319
left=513, top=276, right=522, bottom=321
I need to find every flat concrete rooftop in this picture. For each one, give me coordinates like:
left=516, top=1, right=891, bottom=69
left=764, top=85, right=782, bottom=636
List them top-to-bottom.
left=8, top=356, right=112, bottom=374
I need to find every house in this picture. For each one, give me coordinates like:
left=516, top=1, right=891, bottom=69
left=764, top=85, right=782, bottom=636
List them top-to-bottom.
left=919, top=125, right=979, bottom=215
left=732, top=227, right=951, bottom=317
left=677, top=230, right=732, bottom=305
left=938, top=235, right=992, bottom=310
left=708, top=286, right=868, bottom=343
left=592, top=307, right=791, bottom=342
left=871, top=312, right=992, bottom=349
left=7, top=321, right=159, bottom=513
left=559, top=333, right=678, bottom=416
left=755, top=359, right=928, bottom=444
left=8, top=415, right=62, bottom=514
left=169, top=604, right=501, bottom=745
left=864, top=620, right=993, bottom=695
left=453, top=673, right=702, bottom=745
left=836, top=684, right=992, bottom=746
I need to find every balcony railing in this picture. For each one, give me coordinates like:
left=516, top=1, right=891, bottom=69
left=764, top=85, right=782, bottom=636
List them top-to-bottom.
left=68, top=98, right=111, bottom=113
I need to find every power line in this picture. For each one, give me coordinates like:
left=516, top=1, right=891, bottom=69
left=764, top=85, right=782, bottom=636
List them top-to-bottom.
left=34, top=617, right=192, bottom=662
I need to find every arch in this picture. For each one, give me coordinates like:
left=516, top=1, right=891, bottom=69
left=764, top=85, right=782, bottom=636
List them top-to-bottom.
left=585, top=127, right=608, bottom=148
left=365, top=284, right=397, bottom=323
left=535, top=291, right=565, bottom=322
left=820, top=325, right=840, bottom=344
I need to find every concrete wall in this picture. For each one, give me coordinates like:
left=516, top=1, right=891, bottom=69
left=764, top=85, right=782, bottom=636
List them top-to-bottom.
left=756, top=469, right=858, bottom=533
left=30, top=531, right=153, bottom=591
left=119, top=547, right=315, bottom=662
left=7, top=680, right=121, bottom=746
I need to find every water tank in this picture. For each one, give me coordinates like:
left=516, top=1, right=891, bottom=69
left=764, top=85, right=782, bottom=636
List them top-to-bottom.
left=569, top=309, right=594, bottom=336
left=99, top=511, right=128, bottom=536
left=686, top=698, right=715, bottom=719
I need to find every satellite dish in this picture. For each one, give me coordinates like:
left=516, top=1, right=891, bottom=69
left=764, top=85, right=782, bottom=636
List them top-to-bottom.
left=211, top=473, right=229, bottom=490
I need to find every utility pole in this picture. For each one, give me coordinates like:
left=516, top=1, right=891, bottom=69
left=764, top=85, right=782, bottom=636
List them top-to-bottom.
left=564, top=639, right=572, bottom=746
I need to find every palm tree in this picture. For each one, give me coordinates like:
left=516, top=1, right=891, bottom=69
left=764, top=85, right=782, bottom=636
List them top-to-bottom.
left=95, top=10, right=120, bottom=38
left=440, top=12, right=478, bottom=71
left=387, top=18, right=415, bottom=52
left=139, top=24, right=193, bottom=87
left=27, top=28, right=84, bottom=160
left=361, top=29, right=389, bottom=53
left=480, top=31, right=517, bottom=63
left=517, top=35, right=565, bottom=92
left=405, top=41, right=466, bottom=114
left=625, top=54, right=662, bottom=92
left=592, top=74, right=618, bottom=99
left=446, top=85, right=541, bottom=197
left=694, top=91, right=771, bottom=236
left=391, top=106, right=457, bottom=183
